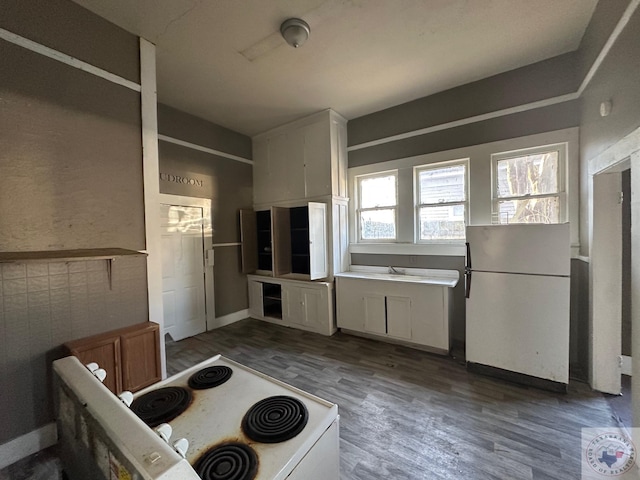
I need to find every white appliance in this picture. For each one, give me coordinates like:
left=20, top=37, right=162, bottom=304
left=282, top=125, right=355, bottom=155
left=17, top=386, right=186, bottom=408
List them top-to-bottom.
left=464, top=223, right=570, bottom=391
left=53, top=354, right=339, bottom=480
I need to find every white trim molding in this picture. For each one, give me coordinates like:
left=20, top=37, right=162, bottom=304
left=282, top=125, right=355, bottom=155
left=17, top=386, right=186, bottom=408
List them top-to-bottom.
left=0, top=28, right=141, bottom=92
left=140, top=38, right=165, bottom=378
left=158, top=134, right=253, bottom=165
left=212, top=242, right=242, bottom=248
left=213, top=309, right=249, bottom=329
left=0, top=423, right=57, bottom=470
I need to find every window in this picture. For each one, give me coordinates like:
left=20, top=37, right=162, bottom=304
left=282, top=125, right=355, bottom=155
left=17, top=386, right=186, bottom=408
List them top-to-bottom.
left=492, top=144, right=565, bottom=224
left=415, top=161, right=468, bottom=241
left=356, top=171, right=397, bottom=241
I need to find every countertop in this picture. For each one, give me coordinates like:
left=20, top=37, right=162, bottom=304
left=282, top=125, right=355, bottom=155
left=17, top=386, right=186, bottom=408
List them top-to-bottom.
left=335, top=269, right=459, bottom=287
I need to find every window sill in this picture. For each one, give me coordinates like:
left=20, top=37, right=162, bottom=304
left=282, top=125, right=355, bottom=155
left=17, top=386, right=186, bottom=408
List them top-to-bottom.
left=349, top=243, right=466, bottom=257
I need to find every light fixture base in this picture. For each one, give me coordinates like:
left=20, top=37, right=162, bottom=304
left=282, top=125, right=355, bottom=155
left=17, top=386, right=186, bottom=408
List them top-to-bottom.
left=280, top=18, right=310, bottom=48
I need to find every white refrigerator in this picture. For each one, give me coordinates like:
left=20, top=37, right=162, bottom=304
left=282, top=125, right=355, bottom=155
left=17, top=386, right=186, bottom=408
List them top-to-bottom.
left=465, top=223, right=570, bottom=390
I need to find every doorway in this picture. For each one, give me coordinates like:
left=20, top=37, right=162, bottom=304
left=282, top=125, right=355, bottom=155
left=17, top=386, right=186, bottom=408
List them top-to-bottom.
left=159, top=194, right=214, bottom=341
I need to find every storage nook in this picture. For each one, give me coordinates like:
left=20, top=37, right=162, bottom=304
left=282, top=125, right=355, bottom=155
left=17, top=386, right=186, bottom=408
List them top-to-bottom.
left=243, top=109, right=349, bottom=334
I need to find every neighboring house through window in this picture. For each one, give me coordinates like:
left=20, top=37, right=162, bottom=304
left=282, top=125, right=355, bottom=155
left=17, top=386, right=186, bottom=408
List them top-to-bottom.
left=414, top=160, right=468, bottom=242
left=356, top=171, right=397, bottom=241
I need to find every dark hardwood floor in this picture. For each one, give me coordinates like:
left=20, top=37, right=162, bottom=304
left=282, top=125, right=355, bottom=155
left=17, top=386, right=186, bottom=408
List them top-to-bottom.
left=166, top=319, right=620, bottom=480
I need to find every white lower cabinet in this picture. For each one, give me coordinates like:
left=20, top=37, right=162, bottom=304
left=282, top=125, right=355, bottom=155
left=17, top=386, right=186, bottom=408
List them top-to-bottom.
left=248, top=275, right=335, bottom=336
left=336, top=276, right=451, bottom=353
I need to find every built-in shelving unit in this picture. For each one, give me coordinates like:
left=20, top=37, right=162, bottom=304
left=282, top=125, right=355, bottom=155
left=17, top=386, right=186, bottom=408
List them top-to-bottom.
left=262, top=282, right=282, bottom=319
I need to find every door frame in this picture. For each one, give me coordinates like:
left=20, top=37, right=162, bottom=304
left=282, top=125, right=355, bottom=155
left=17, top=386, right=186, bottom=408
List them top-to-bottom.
left=588, top=126, right=640, bottom=396
left=159, top=194, right=215, bottom=332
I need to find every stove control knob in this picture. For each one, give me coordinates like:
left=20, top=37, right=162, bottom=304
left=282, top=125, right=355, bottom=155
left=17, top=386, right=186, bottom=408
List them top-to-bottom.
left=85, top=362, right=99, bottom=373
left=93, top=368, right=107, bottom=383
left=118, top=391, right=133, bottom=407
left=154, top=423, right=172, bottom=443
left=173, top=438, right=189, bottom=459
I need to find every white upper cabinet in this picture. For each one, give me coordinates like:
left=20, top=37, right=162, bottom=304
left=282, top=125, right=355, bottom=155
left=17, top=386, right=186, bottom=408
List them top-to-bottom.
left=252, top=110, right=348, bottom=205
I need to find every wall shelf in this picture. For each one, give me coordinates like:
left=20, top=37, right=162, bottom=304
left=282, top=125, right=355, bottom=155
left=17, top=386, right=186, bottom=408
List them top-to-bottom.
left=0, top=248, right=147, bottom=289
left=0, top=248, right=147, bottom=264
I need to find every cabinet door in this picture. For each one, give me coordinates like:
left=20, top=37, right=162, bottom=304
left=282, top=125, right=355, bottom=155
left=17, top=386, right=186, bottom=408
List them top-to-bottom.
left=303, top=121, right=331, bottom=198
left=268, top=134, right=290, bottom=203
left=308, top=202, right=328, bottom=280
left=240, top=208, right=258, bottom=273
left=336, top=278, right=364, bottom=331
left=248, top=280, right=264, bottom=318
left=282, top=286, right=302, bottom=325
left=301, top=287, right=321, bottom=328
left=363, top=294, right=386, bottom=335
left=386, top=296, right=412, bottom=340
left=121, top=323, right=161, bottom=392
left=69, top=336, right=122, bottom=394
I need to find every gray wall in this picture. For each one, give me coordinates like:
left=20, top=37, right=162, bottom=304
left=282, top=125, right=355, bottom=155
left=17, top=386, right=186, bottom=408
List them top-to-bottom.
left=0, top=0, right=147, bottom=444
left=579, top=0, right=640, bottom=255
left=157, top=104, right=253, bottom=317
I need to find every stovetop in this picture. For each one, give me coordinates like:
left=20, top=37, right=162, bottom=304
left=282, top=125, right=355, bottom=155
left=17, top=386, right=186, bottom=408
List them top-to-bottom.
left=133, top=355, right=338, bottom=479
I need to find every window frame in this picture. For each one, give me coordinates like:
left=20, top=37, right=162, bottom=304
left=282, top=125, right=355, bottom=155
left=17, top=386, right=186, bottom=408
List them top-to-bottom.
left=491, top=143, right=567, bottom=225
left=413, top=159, right=469, bottom=244
left=355, top=170, right=398, bottom=242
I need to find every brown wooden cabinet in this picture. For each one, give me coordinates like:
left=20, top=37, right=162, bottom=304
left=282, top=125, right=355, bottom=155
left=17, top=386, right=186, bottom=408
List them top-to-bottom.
left=64, top=322, right=161, bottom=394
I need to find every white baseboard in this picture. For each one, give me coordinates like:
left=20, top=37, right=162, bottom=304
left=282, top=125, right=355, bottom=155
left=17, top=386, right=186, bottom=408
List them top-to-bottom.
left=210, top=309, right=249, bottom=329
left=622, top=355, right=632, bottom=376
left=0, top=423, right=57, bottom=470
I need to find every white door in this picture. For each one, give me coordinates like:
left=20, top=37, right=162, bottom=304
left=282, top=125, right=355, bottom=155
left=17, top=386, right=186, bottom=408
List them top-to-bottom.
left=160, top=204, right=207, bottom=341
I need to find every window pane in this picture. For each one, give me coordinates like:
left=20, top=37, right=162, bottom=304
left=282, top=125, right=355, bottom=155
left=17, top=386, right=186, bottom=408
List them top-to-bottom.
left=496, top=151, right=558, bottom=198
left=418, top=165, right=466, bottom=204
left=360, top=175, right=396, bottom=208
left=496, top=197, right=559, bottom=224
left=418, top=205, right=466, bottom=240
left=360, top=209, right=396, bottom=240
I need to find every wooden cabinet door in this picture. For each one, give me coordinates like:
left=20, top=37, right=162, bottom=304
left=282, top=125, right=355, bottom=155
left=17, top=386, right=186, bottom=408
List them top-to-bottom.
left=303, top=121, right=331, bottom=198
left=308, top=202, right=328, bottom=280
left=240, top=208, right=258, bottom=274
left=248, top=280, right=264, bottom=318
left=363, top=294, right=386, bottom=335
left=386, top=296, right=412, bottom=340
left=120, top=323, right=161, bottom=392
left=68, top=336, right=122, bottom=394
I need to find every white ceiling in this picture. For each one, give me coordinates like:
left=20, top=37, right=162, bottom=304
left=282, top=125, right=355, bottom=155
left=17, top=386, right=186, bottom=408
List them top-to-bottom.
left=73, top=0, right=597, bottom=137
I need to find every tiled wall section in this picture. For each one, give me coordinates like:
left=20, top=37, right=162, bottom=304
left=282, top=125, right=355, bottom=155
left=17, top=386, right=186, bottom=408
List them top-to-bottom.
left=0, top=256, right=148, bottom=444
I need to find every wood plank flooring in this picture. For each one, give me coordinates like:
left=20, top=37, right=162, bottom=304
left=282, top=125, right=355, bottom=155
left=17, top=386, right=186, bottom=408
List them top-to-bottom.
left=166, top=319, right=620, bottom=480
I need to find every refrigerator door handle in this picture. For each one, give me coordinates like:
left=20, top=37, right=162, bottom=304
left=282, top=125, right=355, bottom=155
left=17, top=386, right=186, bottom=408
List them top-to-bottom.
left=465, top=242, right=472, bottom=270
left=465, top=270, right=472, bottom=299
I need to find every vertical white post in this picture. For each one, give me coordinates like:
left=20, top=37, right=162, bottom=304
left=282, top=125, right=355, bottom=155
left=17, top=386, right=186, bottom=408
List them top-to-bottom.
left=140, top=38, right=166, bottom=378
left=631, top=152, right=640, bottom=427
left=590, top=171, right=622, bottom=394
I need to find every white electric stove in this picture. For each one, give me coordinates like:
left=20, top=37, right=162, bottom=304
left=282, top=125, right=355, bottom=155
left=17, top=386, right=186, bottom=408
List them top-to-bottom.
left=53, top=354, right=340, bottom=480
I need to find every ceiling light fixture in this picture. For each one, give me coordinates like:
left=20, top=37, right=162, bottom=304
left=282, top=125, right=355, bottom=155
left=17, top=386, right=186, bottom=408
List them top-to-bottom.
left=280, top=18, right=310, bottom=48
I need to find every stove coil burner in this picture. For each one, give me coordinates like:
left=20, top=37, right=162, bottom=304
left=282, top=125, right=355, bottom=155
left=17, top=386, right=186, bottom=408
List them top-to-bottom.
left=188, top=366, right=233, bottom=390
left=130, top=386, right=192, bottom=427
left=242, top=395, right=309, bottom=443
left=194, top=442, right=258, bottom=480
